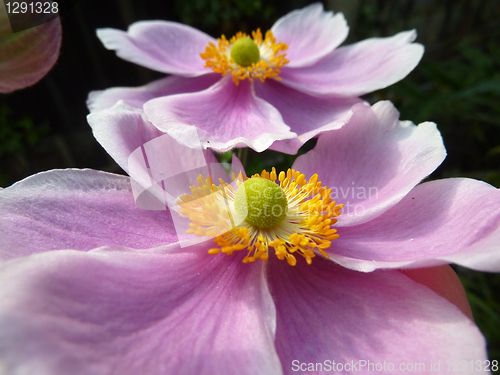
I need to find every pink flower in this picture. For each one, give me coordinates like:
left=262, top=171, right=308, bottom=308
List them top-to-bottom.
left=88, top=3, right=424, bottom=154
left=0, top=16, right=61, bottom=93
left=1, top=100, right=498, bottom=373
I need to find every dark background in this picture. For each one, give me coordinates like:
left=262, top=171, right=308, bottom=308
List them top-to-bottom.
left=1, top=0, right=499, bottom=359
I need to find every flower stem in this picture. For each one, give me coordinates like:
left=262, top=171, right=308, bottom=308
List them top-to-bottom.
left=237, top=147, right=248, bottom=168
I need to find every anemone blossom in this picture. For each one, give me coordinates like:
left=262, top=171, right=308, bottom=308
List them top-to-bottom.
left=88, top=3, right=424, bottom=154
left=0, top=100, right=498, bottom=373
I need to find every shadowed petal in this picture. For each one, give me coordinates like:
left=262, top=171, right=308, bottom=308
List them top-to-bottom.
left=271, top=3, right=348, bottom=68
left=0, top=15, right=61, bottom=93
left=97, top=21, right=214, bottom=76
left=279, top=30, right=423, bottom=97
left=87, top=74, right=220, bottom=112
left=143, top=76, right=296, bottom=153
left=255, top=80, right=362, bottom=154
left=293, top=101, right=446, bottom=226
left=87, top=102, right=163, bottom=175
left=87, top=102, right=214, bottom=180
left=88, top=102, right=219, bottom=211
left=0, top=169, right=177, bottom=261
left=329, top=178, right=500, bottom=272
left=0, top=244, right=282, bottom=375
left=268, top=258, right=487, bottom=375
left=401, top=266, right=473, bottom=321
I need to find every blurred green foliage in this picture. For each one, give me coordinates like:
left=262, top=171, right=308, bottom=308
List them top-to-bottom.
left=176, top=0, right=276, bottom=32
left=394, top=42, right=500, bottom=126
left=0, top=105, right=49, bottom=186
left=0, top=106, right=47, bottom=156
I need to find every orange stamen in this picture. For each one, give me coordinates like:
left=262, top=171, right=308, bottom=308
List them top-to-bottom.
left=200, top=29, right=289, bottom=85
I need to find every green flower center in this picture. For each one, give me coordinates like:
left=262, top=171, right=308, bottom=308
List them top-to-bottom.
left=230, top=37, right=260, bottom=67
left=234, top=177, right=288, bottom=229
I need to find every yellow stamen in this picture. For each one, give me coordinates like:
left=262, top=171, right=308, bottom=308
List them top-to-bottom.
left=200, top=29, right=289, bottom=85
left=177, top=168, right=343, bottom=266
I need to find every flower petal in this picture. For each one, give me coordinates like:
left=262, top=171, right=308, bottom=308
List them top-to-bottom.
left=270, top=3, right=348, bottom=68
left=0, top=16, right=61, bottom=93
left=96, top=21, right=214, bottom=76
left=279, top=30, right=424, bottom=96
left=87, top=74, right=220, bottom=112
left=143, top=76, right=297, bottom=153
left=254, top=80, right=362, bottom=154
left=293, top=101, right=446, bottom=226
left=87, top=102, right=163, bottom=175
left=87, top=102, right=212, bottom=180
left=88, top=102, right=218, bottom=210
left=0, top=169, right=178, bottom=261
left=329, top=178, right=500, bottom=272
left=0, top=245, right=282, bottom=374
left=268, top=258, right=487, bottom=374
left=400, top=266, right=473, bottom=321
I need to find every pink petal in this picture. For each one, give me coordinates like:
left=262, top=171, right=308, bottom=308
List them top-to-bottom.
left=271, top=3, right=348, bottom=68
left=0, top=17, right=61, bottom=93
left=97, top=21, right=214, bottom=76
left=279, top=30, right=424, bottom=96
left=87, top=74, right=220, bottom=112
left=143, top=76, right=297, bottom=153
left=254, top=80, right=362, bottom=154
left=293, top=101, right=446, bottom=226
left=87, top=102, right=163, bottom=175
left=87, top=102, right=211, bottom=179
left=88, top=103, right=218, bottom=210
left=230, top=153, right=245, bottom=177
left=0, top=169, right=178, bottom=261
left=330, top=178, right=500, bottom=272
left=0, top=245, right=282, bottom=374
left=268, top=257, right=487, bottom=374
left=401, top=266, right=473, bottom=321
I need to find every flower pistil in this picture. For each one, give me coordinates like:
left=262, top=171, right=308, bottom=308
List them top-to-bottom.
left=200, top=29, right=289, bottom=85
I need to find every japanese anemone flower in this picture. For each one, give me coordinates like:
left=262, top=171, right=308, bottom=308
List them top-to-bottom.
left=88, top=3, right=424, bottom=154
left=0, top=100, right=498, bottom=374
